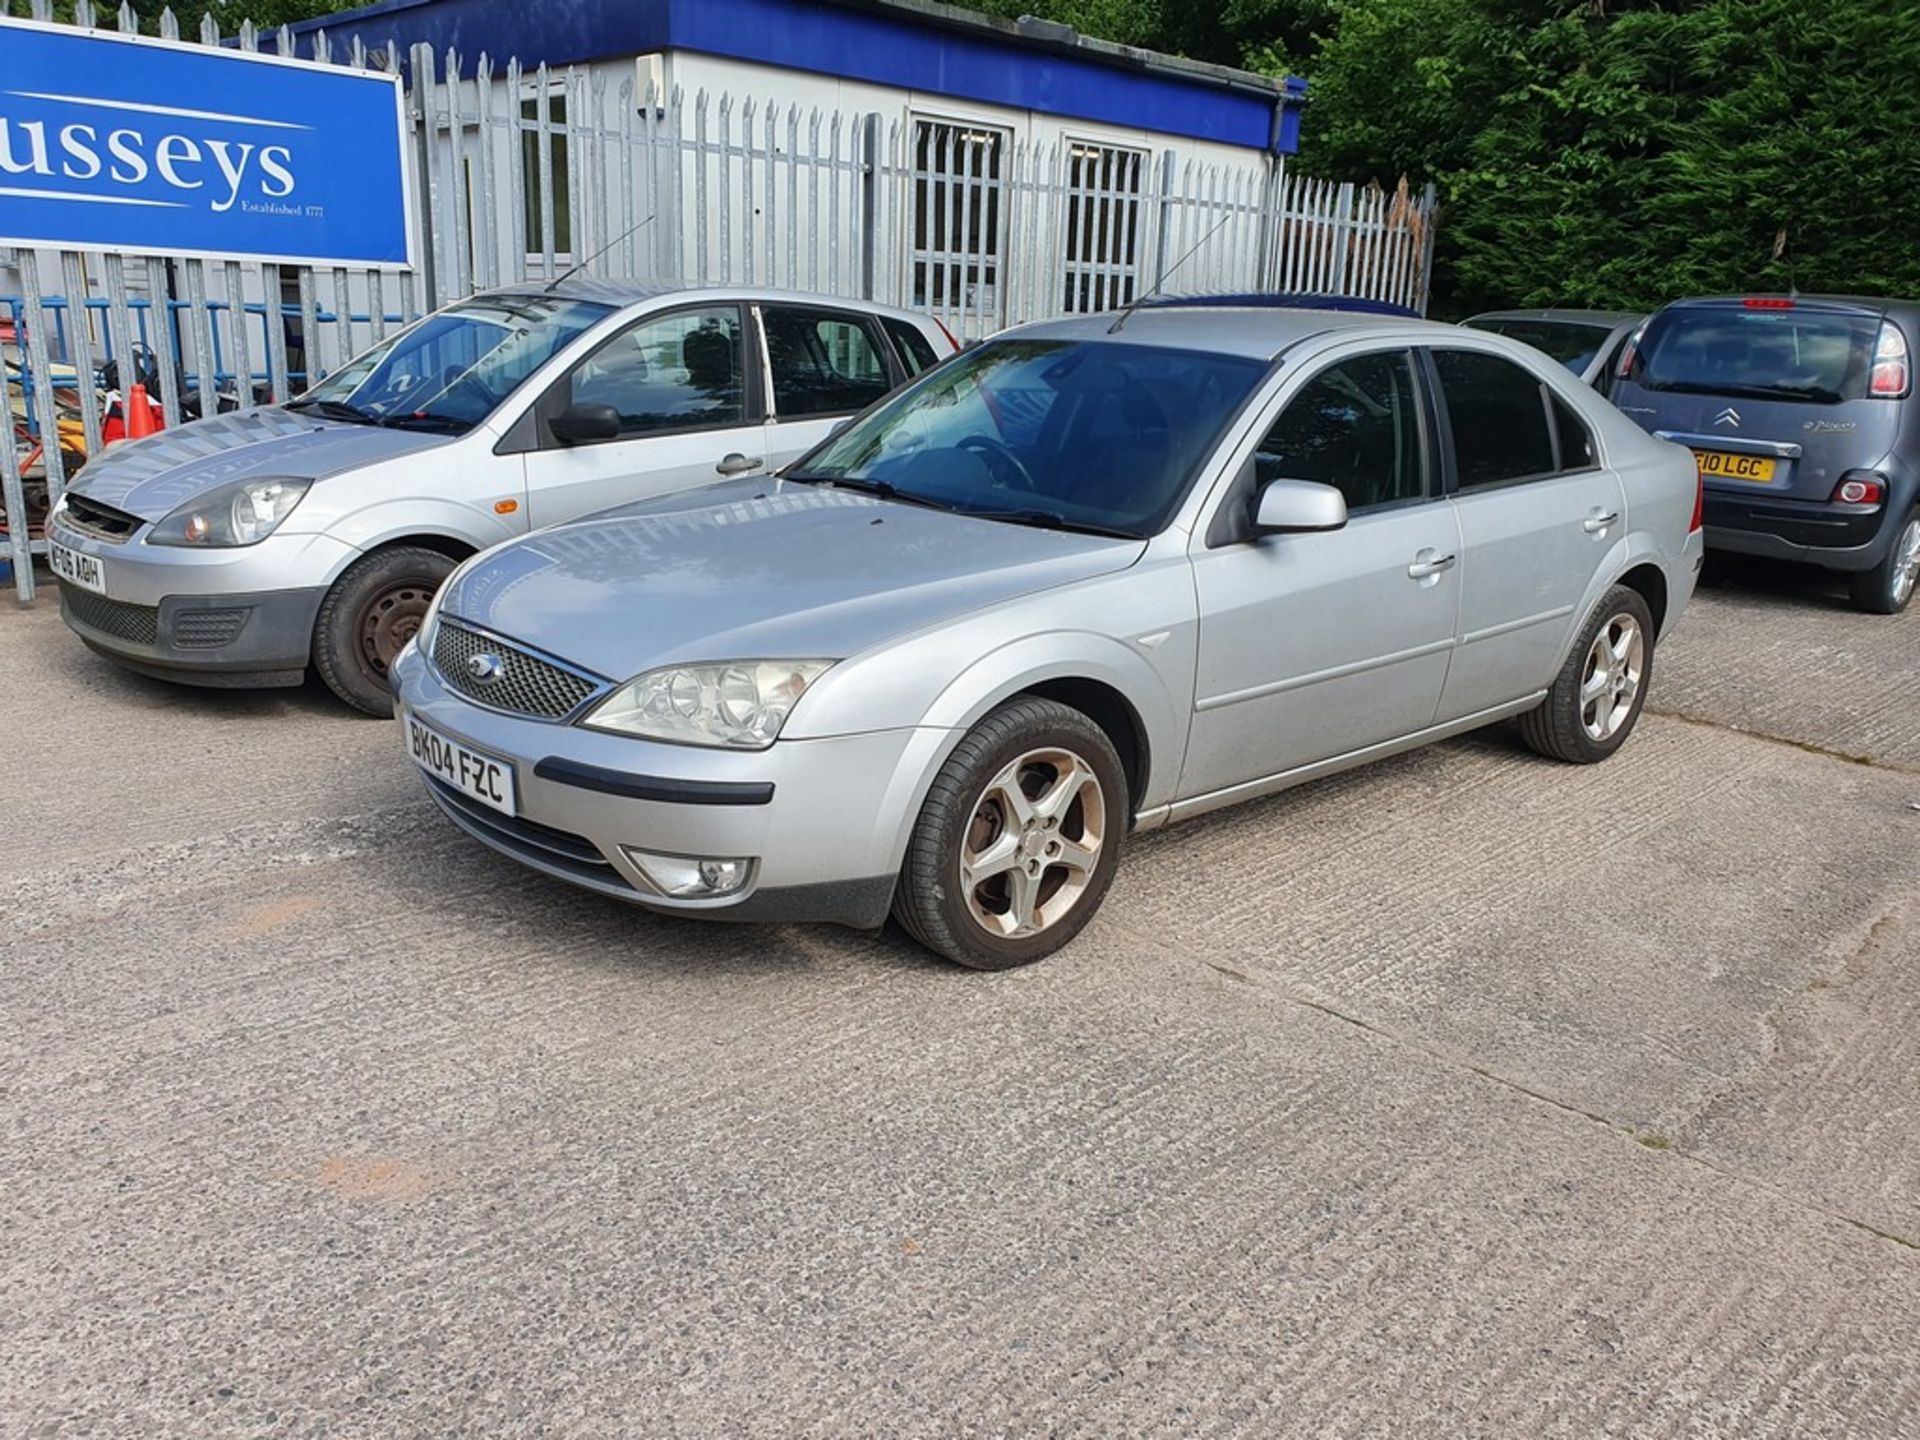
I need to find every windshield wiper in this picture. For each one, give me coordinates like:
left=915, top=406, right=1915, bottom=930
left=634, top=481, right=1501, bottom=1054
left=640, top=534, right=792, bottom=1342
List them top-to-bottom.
left=1642, top=379, right=1846, bottom=404
left=285, top=397, right=379, bottom=425
left=381, top=412, right=472, bottom=433
left=782, top=473, right=960, bottom=514
left=963, top=507, right=1139, bottom=539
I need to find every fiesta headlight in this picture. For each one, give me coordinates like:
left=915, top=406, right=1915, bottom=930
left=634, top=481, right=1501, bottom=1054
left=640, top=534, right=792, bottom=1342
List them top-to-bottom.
left=149, top=476, right=312, bottom=548
left=581, top=660, right=833, bottom=748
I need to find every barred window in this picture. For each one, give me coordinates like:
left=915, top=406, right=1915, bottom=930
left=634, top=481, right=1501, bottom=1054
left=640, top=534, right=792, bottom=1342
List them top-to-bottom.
left=1062, top=143, right=1145, bottom=314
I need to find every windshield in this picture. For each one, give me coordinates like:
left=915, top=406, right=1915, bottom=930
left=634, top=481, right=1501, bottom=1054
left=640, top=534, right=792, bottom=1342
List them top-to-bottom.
left=294, top=295, right=613, bottom=431
left=1628, top=306, right=1881, bottom=403
left=1469, top=318, right=1613, bottom=373
left=787, top=339, right=1268, bottom=537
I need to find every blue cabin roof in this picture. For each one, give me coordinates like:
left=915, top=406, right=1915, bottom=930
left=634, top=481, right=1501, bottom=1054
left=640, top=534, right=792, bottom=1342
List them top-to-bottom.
left=278, top=0, right=1306, bottom=154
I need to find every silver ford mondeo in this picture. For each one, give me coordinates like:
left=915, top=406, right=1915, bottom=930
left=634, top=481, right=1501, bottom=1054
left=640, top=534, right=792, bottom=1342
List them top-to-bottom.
left=393, top=305, right=1704, bottom=968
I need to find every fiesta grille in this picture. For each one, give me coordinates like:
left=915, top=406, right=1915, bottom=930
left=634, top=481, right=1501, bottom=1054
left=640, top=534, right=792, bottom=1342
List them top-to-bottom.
left=58, top=493, right=144, bottom=543
left=61, top=585, right=159, bottom=645
left=172, top=608, right=249, bottom=650
left=431, top=618, right=604, bottom=720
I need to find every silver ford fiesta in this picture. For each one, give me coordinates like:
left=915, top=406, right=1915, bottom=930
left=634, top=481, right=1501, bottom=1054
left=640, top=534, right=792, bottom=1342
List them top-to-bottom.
left=393, top=304, right=1704, bottom=968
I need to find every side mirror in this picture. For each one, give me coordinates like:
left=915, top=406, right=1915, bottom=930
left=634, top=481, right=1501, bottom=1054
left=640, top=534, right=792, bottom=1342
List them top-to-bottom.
left=550, top=401, right=622, bottom=446
left=1253, top=478, right=1348, bottom=534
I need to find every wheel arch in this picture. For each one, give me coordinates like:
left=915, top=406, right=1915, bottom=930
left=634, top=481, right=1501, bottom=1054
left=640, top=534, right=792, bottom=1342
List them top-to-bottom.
left=1613, top=560, right=1669, bottom=635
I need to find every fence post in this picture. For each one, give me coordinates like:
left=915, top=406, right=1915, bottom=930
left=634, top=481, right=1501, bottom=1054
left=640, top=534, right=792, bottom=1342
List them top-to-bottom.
left=410, top=44, right=441, bottom=309
left=860, top=112, right=881, bottom=300
left=1151, top=149, right=1179, bottom=288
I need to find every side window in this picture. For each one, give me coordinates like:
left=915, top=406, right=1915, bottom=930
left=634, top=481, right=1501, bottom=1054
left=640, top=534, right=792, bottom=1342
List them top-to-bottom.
left=563, top=306, right=744, bottom=438
left=763, top=306, right=893, bottom=420
left=884, top=317, right=941, bottom=376
left=1433, top=349, right=1556, bottom=488
left=1255, top=350, right=1425, bottom=512
left=1552, top=395, right=1596, bottom=469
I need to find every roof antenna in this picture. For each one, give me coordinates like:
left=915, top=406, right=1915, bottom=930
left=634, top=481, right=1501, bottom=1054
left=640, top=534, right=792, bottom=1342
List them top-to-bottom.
left=1109, top=212, right=1232, bottom=334
left=545, top=213, right=657, bottom=293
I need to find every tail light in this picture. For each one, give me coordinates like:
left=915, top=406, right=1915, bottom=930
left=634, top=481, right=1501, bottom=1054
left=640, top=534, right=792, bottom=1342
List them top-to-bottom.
left=933, top=317, right=961, bottom=353
left=1870, top=321, right=1910, bottom=398
left=1615, top=323, right=1646, bottom=380
left=1690, top=468, right=1704, bottom=533
left=1832, top=471, right=1887, bottom=505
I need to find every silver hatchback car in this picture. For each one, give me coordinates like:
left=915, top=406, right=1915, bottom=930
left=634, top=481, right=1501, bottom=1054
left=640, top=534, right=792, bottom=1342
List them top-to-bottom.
left=46, top=282, right=951, bottom=712
left=395, top=306, right=1704, bottom=968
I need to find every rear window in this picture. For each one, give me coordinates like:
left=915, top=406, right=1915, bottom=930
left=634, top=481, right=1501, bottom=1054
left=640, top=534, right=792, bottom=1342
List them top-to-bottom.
left=1629, top=307, right=1882, bottom=403
left=884, top=318, right=941, bottom=376
left=1468, top=319, right=1612, bottom=374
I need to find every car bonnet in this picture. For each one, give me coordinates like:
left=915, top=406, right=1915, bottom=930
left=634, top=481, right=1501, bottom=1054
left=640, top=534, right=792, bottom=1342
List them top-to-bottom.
left=67, top=408, right=459, bottom=523
left=438, top=479, right=1147, bottom=681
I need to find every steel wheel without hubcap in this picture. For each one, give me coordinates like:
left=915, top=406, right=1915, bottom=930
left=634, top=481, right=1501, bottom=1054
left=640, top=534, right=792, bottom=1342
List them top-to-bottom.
left=356, top=582, right=433, bottom=684
left=1580, top=612, right=1645, bottom=743
left=959, top=747, right=1106, bottom=940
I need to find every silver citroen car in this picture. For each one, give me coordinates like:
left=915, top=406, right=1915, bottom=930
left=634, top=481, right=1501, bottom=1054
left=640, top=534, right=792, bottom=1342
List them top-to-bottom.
left=393, top=306, right=1704, bottom=969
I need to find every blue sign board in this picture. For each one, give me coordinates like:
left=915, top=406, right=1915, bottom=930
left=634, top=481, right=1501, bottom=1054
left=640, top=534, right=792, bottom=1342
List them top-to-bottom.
left=0, top=19, right=414, bottom=267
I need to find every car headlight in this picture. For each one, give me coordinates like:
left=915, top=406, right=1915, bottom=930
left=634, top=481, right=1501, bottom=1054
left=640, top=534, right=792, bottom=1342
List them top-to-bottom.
left=148, top=477, right=312, bottom=547
left=581, top=660, right=833, bottom=749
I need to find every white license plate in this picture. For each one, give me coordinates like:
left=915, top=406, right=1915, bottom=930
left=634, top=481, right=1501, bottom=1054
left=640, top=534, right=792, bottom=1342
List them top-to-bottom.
left=49, top=540, right=107, bottom=595
left=408, top=714, right=518, bottom=817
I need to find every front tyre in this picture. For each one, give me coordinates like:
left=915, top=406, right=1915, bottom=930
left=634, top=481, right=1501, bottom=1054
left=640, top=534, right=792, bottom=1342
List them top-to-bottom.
left=1847, top=507, right=1920, bottom=615
left=312, top=545, right=456, bottom=716
left=1518, top=584, right=1657, bottom=765
left=893, top=697, right=1127, bottom=970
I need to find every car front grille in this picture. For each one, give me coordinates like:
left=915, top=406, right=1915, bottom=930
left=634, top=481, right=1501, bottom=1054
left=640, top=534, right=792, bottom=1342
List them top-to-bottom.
left=59, top=493, right=144, bottom=544
left=61, top=585, right=159, bottom=645
left=172, top=608, right=249, bottom=650
left=431, top=618, right=606, bottom=721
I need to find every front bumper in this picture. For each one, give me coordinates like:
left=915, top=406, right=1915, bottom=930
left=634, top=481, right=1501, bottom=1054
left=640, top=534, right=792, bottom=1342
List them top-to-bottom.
left=1703, top=488, right=1897, bottom=571
left=47, top=521, right=355, bottom=686
left=393, top=641, right=959, bottom=929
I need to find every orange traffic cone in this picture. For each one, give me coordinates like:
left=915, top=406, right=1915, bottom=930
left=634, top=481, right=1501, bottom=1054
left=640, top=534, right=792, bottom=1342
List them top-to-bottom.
left=126, top=383, right=156, bottom=439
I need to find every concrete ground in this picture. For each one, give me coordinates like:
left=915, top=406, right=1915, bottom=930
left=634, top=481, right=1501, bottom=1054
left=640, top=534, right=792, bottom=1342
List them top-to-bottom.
left=2, top=557, right=1918, bottom=1438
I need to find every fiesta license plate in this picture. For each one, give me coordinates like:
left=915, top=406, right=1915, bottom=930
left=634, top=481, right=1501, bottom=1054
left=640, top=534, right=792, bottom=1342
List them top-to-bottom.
left=1693, top=450, right=1777, bottom=484
left=48, top=540, right=107, bottom=594
left=408, top=715, right=518, bottom=817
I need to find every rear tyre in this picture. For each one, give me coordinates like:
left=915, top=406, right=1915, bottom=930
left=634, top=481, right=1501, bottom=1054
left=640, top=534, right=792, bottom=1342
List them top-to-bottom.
left=1846, top=507, right=1920, bottom=615
left=313, top=546, right=456, bottom=717
left=1518, top=585, right=1656, bottom=765
left=893, top=697, right=1127, bottom=970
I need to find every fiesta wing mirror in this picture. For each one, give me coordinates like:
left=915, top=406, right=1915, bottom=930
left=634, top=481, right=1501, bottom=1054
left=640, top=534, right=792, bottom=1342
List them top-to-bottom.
left=550, top=402, right=622, bottom=445
left=1253, top=477, right=1348, bottom=534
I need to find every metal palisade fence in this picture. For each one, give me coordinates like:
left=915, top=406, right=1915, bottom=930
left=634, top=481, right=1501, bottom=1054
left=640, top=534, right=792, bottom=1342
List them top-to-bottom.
left=0, top=2, right=1438, bottom=601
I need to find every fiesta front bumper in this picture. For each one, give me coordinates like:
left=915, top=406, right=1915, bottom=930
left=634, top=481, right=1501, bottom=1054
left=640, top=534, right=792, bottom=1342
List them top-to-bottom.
left=47, top=519, right=355, bottom=686
left=392, top=641, right=960, bottom=929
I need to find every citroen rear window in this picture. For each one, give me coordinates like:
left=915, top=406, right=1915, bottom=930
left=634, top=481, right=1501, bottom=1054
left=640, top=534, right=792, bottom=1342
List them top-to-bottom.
left=1630, top=307, right=1881, bottom=403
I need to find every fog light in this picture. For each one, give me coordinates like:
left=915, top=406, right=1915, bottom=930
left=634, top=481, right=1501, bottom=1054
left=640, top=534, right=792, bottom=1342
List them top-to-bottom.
left=621, top=848, right=753, bottom=898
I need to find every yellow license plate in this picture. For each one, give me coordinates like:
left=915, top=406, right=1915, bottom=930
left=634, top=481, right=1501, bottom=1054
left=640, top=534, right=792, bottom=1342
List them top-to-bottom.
left=1693, top=450, right=1776, bottom=483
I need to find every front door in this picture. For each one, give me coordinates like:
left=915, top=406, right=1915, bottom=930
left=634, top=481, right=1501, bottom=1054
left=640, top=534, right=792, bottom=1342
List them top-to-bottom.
left=519, top=303, right=767, bottom=528
left=1426, top=348, right=1628, bottom=721
left=1183, top=349, right=1462, bottom=801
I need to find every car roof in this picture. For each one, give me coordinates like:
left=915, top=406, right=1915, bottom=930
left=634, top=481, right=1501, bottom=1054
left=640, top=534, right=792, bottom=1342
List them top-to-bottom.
left=474, top=277, right=938, bottom=325
left=1146, top=292, right=1421, bottom=318
left=1661, top=294, right=1920, bottom=320
left=1002, top=305, right=1462, bottom=360
left=1466, top=308, right=1643, bottom=326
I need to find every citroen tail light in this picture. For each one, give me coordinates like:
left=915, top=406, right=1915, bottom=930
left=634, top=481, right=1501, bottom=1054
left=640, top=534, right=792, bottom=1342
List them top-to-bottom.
left=1869, top=321, right=1910, bottom=398
left=1832, top=472, right=1887, bottom=505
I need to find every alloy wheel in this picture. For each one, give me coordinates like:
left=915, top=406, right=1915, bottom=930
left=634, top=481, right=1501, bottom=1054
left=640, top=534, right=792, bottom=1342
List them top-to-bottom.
left=1893, top=517, right=1920, bottom=608
left=1579, top=612, right=1646, bottom=743
left=959, top=747, right=1106, bottom=940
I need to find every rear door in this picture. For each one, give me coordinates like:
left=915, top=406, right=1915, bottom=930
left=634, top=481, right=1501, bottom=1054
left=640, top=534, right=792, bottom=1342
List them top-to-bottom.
left=1614, top=301, right=1902, bottom=503
left=517, top=302, right=766, bottom=527
left=758, top=303, right=900, bottom=469
left=1429, top=347, right=1627, bottom=722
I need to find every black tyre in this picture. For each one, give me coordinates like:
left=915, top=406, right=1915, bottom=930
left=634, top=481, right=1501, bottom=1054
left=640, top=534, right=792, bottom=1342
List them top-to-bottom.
left=1846, top=507, right=1920, bottom=615
left=312, top=546, right=456, bottom=716
left=1518, top=584, right=1656, bottom=764
left=893, top=697, right=1128, bottom=970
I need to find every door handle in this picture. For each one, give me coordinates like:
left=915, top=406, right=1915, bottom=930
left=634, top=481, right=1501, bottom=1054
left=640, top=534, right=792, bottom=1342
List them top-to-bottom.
left=715, top=452, right=764, bottom=476
left=1583, top=509, right=1620, bottom=534
left=1407, top=551, right=1457, bottom=580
